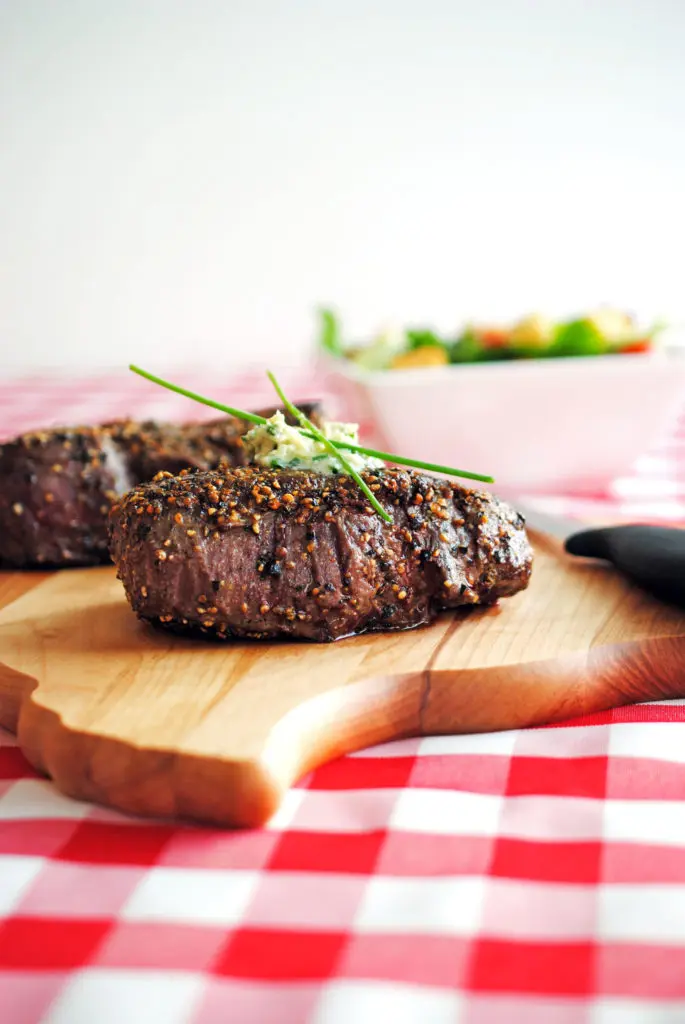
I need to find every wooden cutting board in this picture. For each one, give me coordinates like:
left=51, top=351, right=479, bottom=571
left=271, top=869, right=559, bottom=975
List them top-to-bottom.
left=1, top=531, right=685, bottom=829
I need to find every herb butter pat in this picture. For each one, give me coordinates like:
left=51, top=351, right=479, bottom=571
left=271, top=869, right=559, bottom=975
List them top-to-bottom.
left=243, top=411, right=384, bottom=475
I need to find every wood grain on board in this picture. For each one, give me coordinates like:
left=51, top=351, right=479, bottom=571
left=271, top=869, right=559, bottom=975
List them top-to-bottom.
left=1, top=531, right=684, bottom=828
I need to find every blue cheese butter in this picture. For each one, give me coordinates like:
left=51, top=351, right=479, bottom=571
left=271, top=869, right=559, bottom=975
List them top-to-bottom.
left=243, top=411, right=383, bottom=475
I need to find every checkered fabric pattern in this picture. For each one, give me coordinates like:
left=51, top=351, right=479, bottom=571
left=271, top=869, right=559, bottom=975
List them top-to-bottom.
left=2, top=366, right=685, bottom=1024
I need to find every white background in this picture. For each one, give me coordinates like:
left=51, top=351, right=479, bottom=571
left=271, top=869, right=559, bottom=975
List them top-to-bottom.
left=1, top=0, right=684, bottom=372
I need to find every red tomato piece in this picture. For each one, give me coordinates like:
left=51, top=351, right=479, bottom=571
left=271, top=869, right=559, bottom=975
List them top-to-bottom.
left=480, top=329, right=509, bottom=349
left=620, top=339, right=652, bottom=354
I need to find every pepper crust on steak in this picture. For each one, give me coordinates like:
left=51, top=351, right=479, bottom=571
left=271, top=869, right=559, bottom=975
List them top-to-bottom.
left=109, top=465, right=533, bottom=643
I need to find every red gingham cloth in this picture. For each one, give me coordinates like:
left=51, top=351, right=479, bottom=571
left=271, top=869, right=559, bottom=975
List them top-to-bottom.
left=2, top=367, right=685, bottom=1024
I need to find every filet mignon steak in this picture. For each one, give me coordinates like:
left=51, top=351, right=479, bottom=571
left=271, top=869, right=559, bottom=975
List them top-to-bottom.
left=109, top=465, right=533, bottom=642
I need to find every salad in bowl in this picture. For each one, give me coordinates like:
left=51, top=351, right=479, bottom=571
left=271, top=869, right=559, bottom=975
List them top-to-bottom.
left=316, top=306, right=683, bottom=495
left=319, top=307, right=664, bottom=373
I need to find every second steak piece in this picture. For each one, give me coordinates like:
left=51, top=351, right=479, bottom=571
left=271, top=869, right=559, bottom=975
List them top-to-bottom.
left=0, top=403, right=322, bottom=568
left=109, top=465, right=533, bottom=642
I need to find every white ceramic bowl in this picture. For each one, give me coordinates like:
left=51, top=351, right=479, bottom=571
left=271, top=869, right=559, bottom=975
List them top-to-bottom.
left=316, top=347, right=685, bottom=497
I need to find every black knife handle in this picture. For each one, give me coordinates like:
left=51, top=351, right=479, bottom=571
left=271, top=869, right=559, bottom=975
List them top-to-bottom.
left=565, top=525, right=685, bottom=610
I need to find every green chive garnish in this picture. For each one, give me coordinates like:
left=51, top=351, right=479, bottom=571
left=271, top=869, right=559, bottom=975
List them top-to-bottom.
left=128, top=364, right=495, bottom=493
left=128, top=365, right=265, bottom=425
left=266, top=370, right=392, bottom=524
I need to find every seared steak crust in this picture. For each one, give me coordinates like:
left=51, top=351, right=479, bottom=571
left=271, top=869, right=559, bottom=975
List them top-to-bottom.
left=0, top=404, right=321, bottom=568
left=109, top=465, right=533, bottom=642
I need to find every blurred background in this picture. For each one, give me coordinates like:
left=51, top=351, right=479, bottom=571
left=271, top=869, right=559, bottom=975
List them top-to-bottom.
left=1, top=0, right=684, bottom=373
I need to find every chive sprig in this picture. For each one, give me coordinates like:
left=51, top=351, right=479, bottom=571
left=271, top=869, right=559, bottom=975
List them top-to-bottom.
left=129, top=365, right=494, bottom=487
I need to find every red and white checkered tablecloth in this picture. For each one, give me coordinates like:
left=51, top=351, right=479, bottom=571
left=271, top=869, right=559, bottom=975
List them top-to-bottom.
left=3, top=367, right=685, bottom=1024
